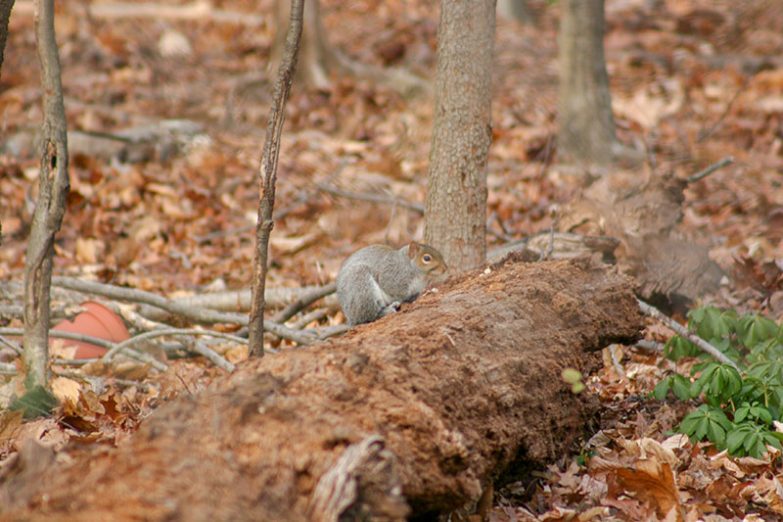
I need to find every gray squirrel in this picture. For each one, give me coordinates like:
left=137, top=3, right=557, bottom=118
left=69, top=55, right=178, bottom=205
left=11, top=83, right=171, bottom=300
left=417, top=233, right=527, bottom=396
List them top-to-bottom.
left=336, top=242, right=448, bottom=325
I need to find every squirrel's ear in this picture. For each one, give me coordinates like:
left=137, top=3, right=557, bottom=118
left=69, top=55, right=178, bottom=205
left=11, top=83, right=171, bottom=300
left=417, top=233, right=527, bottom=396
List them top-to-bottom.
left=408, top=241, right=421, bottom=256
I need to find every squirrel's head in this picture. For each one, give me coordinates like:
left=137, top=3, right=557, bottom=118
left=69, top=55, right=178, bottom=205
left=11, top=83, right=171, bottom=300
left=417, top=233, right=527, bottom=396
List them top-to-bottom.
left=408, top=241, right=448, bottom=276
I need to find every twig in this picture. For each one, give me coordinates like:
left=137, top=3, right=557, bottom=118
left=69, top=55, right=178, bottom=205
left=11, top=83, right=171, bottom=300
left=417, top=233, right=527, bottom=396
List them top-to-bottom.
left=248, top=0, right=304, bottom=356
left=697, top=78, right=746, bottom=143
left=686, top=156, right=734, bottom=184
left=317, top=183, right=425, bottom=214
left=540, top=206, right=559, bottom=261
left=51, top=277, right=315, bottom=345
left=273, top=282, right=336, bottom=323
left=137, top=285, right=338, bottom=316
left=637, top=299, right=740, bottom=370
left=289, top=308, right=329, bottom=330
left=314, top=324, right=351, bottom=339
left=0, top=327, right=168, bottom=371
left=102, top=328, right=244, bottom=370
left=0, top=334, right=22, bottom=355
left=634, top=339, right=664, bottom=352
left=190, top=341, right=236, bottom=373
left=608, top=345, right=626, bottom=378
left=53, top=358, right=97, bottom=366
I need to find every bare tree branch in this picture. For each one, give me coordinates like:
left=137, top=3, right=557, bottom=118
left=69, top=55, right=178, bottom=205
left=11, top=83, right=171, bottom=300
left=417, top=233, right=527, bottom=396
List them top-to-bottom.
left=0, top=0, right=15, bottom=79
left=22, top=0, right=69, bottom=390
left=248, top=0, right=305, bottom=356
left=686, top=156, right=734, bottom=184
left=51, top=277, right=316, bottom=345
left=637, top=299, right=740, bottom=370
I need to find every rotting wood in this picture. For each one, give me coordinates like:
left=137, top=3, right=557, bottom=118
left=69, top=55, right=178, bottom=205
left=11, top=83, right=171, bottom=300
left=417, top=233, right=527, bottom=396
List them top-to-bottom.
left=0, top=256, right=643, bottom=520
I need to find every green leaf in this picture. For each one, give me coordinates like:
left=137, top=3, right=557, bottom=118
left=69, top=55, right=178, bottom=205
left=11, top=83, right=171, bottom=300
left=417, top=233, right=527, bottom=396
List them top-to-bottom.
left=692, top=307, right=733, bottom=344
left=738, top=314, right=779, bottom=349
left=664, top=336, right=700, bottom=361
left=562, top=368, right=582, bottom=384
left=672, top=375, right=692, bottom=400
left=653, top=378, right=671, bottom=401
left=9, top=385, right=58, bottom=420
left=734, top=404, right=749, bottom=423
left=679, top=410, right=703, bottom=436
left=695, top=417, right=710, bottom=440
left=706, top=420, right=727, bottom=447
left=727, top=428, right=747, bottom=453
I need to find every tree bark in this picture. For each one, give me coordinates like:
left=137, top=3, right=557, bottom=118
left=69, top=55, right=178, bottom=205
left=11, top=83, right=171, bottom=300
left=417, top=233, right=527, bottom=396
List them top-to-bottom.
left=0, top=0, right=14, bottom=79
left=22, top=0, right=69, bottom=391
left=248, top=0, right=304, bottom=356
left=269, top=0, right=428, bottom=96
left=271, top=0, right=332, bottom=89
left=425, top=0, right=495, bottom=271
left=557, top=0, right=616, bottom=167
left=0, top=257, right=643, bottom=520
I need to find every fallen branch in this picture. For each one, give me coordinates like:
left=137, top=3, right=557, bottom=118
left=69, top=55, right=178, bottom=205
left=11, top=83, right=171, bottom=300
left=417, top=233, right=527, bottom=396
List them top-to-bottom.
left=686, top=156, right=734, bottom=184
left=317, top=183, right=425, bottom=214
left=51, top=277, right=315, bottom=345
left=2, top=279, right=338, bottom=313
left=272, top=282, right=336, bottom=323
left=637, top=299, right=739, bottom=370
left=289, top=308, right=329, bottom=330
left=0, top=327, right=167, bottom=371
left=102, top=328, right=243, bottom=373
left=0, top=335, right=22, bottom=355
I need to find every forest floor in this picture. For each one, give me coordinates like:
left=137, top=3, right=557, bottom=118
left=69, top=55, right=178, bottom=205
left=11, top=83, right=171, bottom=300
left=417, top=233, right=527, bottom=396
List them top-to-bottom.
left=1, top=0, right=783, bottom=519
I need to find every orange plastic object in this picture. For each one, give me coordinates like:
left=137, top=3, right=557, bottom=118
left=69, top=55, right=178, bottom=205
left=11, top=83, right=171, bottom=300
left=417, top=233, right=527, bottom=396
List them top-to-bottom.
left=51, top=301, right=131, bottom=359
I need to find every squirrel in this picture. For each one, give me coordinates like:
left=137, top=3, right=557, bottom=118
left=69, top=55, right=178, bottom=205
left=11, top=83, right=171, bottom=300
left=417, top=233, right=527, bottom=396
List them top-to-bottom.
left=336, top=241, right=448, bottom=325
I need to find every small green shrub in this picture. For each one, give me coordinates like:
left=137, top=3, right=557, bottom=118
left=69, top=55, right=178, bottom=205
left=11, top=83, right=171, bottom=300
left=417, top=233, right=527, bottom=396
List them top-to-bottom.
left=654, top=306, right=783, bottom=458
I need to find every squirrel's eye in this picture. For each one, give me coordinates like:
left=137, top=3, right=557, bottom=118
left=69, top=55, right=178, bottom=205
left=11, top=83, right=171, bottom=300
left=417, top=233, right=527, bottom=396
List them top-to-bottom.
left=422, top=254, right=432, bottom=263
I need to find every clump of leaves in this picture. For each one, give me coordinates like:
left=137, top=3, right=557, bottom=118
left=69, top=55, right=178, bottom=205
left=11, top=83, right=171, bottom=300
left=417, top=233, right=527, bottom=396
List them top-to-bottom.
left=654, top=306, right=783, bottom=458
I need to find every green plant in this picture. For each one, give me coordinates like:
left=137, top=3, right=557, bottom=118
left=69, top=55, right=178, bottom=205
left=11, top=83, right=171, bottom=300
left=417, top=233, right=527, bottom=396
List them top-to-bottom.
left=654, top=306, right=783, bottom=458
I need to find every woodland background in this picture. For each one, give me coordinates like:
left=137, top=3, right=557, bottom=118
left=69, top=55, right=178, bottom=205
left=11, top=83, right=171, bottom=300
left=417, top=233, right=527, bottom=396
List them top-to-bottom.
left=1, top=0, right=783, bottom=519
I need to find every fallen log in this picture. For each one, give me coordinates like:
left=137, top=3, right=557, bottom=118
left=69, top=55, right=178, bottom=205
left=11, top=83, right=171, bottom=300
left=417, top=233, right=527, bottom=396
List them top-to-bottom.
left=0, top=256, right=642, bottom=520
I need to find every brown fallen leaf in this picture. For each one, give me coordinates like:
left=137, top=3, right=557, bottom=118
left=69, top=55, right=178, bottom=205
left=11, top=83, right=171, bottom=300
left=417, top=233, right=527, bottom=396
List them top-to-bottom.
left=614, top=459, right=684, bottom=521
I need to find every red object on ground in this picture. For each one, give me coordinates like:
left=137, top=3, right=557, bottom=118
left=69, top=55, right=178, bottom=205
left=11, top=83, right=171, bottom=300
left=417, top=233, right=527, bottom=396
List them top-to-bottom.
left=51, top=301, right=130, bottom=359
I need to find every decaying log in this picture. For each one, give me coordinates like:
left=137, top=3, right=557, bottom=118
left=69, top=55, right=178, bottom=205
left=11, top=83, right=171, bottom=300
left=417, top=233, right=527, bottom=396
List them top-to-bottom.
left=0, top=257, right=643, bottom=520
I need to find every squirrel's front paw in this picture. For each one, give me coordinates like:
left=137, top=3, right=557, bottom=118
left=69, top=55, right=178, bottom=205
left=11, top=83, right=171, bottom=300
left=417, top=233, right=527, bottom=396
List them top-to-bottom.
left=380, top=301, right=401, bottom=317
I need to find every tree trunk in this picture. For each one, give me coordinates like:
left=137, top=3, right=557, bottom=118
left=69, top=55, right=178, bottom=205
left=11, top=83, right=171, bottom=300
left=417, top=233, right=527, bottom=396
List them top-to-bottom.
left=0, top=0, right=14, bottom=79
left=22, top=0, right=69, bottom=392
left=248, top=0, right=304, bottom=357
left=269, top=0, right=428, bottom=96
left=271, top=0, right=333, bottom=90
left=425, top=0, right=495, bottom=271
left=497, top=0, right=533, bottom=25
left=557, top=0, right=616, bottom=167
left=0, top=257, right=643, bottom=520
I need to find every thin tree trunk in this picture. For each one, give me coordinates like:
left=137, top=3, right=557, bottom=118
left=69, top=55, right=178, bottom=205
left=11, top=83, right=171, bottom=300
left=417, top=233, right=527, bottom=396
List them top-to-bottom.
left=0, top=0, right=14, bottom=79
left=22, top=0, right=69, bottom=391
left=248, top=0, right=304, bottom=356
left=271, top=0, right=332, bottom=89
left=425, top=0, right=495, bottom=271
left=557, top=0, right=616, bottom=167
